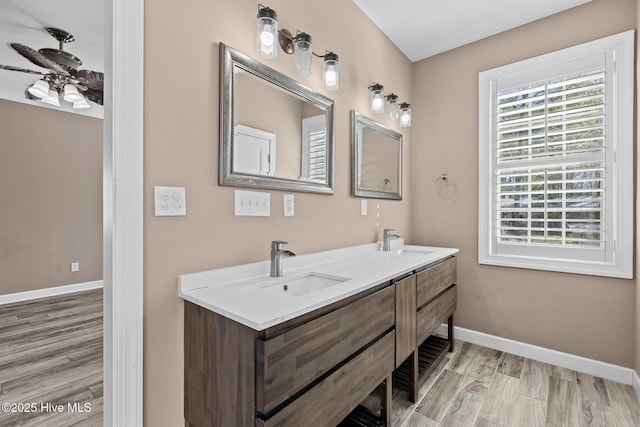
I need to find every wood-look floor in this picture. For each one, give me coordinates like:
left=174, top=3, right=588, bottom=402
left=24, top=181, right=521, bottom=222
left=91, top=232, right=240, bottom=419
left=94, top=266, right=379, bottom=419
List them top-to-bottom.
left=0, top=289, right=103, bottom=427
left=393, top=339, right=640, bottom=427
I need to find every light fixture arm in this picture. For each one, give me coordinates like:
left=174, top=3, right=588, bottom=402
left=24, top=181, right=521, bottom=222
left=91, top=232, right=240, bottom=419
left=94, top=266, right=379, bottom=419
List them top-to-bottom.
left=278, top=29, right=311, bottom=54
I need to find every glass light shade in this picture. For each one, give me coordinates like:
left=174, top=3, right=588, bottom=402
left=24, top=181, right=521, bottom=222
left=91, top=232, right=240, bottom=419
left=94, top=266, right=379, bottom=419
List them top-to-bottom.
left=257, top=6, right=278, bottom=59
left=293, top=33, right=312, bottom=76
left=323, top=52, right=339, bottom=90
left=27, top=79, right=49, bottom=99
left=369, top=83, right=384, bottom=114
left=63, top=84, right=83, bottom=103
left=41, top=89, right=60, bottom=106
left=72, top=94, right=90, bottom=109
left=386, top=94, right=399, bottom=119
left=399, top=103, right=412, bottom=127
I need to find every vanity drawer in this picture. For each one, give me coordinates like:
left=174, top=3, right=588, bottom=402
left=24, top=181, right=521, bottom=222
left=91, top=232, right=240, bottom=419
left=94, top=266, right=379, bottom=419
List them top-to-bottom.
left=416, top=257, right=456, bottom=309
left=256, top=285, right=395, bottom=414
left=416, top=285, right=456, bottom=345
left=416, top=285, right=457, bottom=345
left=257, top=331, right=395, bottom=427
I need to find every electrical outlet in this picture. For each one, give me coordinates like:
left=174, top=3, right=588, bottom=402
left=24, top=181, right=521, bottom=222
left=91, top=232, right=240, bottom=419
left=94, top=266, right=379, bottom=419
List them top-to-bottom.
left=154, top=186, right=187, bottom=216
left=283, top=194, right=294, bottom=216
left=71, top=262, right=80, bottom=272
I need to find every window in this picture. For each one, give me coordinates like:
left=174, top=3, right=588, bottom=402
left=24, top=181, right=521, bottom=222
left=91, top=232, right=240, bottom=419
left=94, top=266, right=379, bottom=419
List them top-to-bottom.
left=478, top=31, right=634, bottom=278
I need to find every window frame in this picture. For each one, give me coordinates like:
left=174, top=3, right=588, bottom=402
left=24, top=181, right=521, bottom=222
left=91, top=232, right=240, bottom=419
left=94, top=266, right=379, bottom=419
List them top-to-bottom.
left=478, top=30, right=634, bottom=279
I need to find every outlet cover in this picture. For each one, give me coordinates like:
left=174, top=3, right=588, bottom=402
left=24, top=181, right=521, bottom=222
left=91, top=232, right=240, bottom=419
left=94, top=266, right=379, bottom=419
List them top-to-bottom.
left=154, top=186, right=187, bottom=216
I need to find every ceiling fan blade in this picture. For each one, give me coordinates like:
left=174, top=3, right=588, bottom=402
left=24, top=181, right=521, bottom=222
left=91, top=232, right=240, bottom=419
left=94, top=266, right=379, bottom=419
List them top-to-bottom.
left=10, top=43, right=69, bottom=75
left=0, top=64, right=47, bottom=75
left=70, top=69, right=104, bottom=91
left=82, top=88, right=103, bottom=106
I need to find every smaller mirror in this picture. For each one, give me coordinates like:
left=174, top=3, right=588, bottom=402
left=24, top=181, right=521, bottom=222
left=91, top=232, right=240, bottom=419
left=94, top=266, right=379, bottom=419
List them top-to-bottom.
left=351, top=110, right=403, bottom=200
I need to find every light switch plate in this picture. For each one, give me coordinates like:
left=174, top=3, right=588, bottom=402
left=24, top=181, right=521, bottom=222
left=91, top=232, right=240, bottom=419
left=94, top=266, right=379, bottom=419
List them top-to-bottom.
left=154, top=186, right=187, bottom=216
left=234, top=189, right=270, bottom=216
left=283, top=194, right=294, bottom=216
left=361, top=199, right=368, bottom=216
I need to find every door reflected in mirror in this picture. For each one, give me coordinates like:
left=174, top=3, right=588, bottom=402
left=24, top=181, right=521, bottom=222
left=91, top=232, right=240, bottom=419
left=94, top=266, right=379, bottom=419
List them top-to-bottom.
left=220, top=43, right=335, bottom=194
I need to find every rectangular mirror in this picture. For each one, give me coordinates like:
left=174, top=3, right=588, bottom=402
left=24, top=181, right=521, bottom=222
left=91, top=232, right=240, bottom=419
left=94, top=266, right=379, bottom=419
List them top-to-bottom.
left=220, top=43, right=335, bottom=194
left=351, top=110, right=403, bottom=200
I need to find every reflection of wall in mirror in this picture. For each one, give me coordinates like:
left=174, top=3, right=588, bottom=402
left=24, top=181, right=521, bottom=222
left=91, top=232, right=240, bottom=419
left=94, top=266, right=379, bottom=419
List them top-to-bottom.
left=235, top=70, right=316, bottom=180
left=359, top=128, right=399, bottom=193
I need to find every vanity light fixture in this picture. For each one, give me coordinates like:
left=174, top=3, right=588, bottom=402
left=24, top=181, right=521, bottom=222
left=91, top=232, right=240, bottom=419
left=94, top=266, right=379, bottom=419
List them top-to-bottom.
left=257, top=4, right=278, bottom=59
left=257, top=5, right=339, bottom=88
left=321, top=51, right=339, bottom=90
left=368, top=83, right=385, bottom=114
left=385, top=93, right=399, bottom=119
left=399, top=102, right=412, bottom=127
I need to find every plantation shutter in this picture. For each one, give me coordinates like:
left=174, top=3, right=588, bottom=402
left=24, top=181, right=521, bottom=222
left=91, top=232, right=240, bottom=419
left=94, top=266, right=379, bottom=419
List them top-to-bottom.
left=495, top=68, right=605, bottom=252
left=306, top=128, right=327, bottom=181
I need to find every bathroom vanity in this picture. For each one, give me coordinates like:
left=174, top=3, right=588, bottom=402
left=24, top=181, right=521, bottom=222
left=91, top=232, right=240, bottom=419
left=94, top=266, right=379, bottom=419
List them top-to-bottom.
left=180, top=243, right=458, bottom=427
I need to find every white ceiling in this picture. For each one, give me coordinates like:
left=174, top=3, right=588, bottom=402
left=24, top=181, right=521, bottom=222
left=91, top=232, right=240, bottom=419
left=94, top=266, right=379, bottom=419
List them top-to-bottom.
left=0, top=0, right=104, bottom=118
left=352, top=0, right=593, bottom=62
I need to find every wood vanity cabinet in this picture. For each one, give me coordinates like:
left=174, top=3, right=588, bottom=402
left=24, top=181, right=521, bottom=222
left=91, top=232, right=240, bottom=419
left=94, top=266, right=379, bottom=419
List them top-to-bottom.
left=183, top=255, right=457, bottom=427
left=393, top=256, right=457, bottom=403
left=184, top=284, right=396, bottom=427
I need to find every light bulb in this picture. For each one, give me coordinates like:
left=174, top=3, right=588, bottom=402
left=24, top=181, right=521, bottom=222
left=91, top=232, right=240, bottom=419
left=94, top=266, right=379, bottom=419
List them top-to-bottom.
left=260, top=25, right=274, bottom=46
left=325, top=67, right=337, bottom=86
left=372, top=96, right=384, bottom=111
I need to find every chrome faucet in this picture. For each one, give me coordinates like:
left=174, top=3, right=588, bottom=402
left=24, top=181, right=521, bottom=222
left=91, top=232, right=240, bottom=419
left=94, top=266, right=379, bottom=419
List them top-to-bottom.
left=382, top=229, right=400, bottom=251
left=270, top=240, right=296, bottom=277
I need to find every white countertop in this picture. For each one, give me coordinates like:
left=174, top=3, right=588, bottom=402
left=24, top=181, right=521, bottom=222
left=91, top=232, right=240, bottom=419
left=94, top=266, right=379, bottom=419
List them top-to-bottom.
left=179, top=242, right=459, bottom=331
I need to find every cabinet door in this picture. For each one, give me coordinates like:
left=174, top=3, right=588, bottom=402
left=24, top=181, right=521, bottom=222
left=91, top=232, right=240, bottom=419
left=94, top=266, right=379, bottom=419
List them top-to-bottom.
left=394, top=274, right=416, bottom=368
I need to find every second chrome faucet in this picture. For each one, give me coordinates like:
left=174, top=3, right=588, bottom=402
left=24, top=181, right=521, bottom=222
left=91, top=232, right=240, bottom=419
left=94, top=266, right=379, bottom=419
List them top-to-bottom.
left=383, top=229, right=401, bottom=251
left=270, top=240, right=296, bottom=277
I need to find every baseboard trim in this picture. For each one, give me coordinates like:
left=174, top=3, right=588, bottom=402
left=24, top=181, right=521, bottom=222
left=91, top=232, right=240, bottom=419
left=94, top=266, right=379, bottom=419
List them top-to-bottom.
left=0, top=280, right=103, bottom=305
left=436, top=324, right=635, bottom=386
left=632, top=369, right=640, bottom=401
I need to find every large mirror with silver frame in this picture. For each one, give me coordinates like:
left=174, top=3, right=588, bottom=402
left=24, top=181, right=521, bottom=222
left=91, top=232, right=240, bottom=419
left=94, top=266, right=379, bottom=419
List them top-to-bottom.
left=219, top=43, right=335, bottom=194
left=351, top=110, right=403, bottom=200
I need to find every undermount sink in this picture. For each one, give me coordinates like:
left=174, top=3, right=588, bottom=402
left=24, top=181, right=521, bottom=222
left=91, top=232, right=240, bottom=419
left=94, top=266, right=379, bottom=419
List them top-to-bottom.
left=397, top=248, right=434, bottom=256
left=262, top=272, right=351, bottom=297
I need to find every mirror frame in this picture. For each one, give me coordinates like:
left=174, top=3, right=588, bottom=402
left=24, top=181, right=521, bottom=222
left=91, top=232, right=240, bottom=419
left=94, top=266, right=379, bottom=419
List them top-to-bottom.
left=219, top=43, right=335, bottom=194
left=351, top=110, right=403, bottom=200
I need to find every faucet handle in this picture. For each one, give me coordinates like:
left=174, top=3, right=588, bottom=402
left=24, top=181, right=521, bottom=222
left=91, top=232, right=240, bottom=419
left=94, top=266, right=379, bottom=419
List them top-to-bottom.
left=383, top=228, right=394, bottom=236
left=271, top=240, right=288, bottom=250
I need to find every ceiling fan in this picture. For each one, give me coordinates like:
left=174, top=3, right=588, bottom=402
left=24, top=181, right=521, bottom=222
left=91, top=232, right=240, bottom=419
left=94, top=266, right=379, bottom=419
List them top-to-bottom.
left=0, top=27, right=103, bottom=108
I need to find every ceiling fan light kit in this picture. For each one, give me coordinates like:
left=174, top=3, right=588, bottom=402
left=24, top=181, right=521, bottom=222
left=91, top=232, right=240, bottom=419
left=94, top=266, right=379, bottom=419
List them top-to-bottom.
left=1, top=26, right=104, bottom=111
left=27, top=79, right=49, bottom=98
left=63, top=83, right=83, bottom=103
left=41, top=89, right=61, bottom=106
